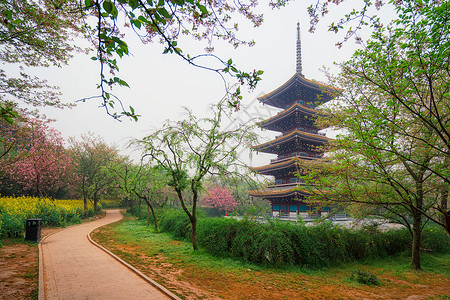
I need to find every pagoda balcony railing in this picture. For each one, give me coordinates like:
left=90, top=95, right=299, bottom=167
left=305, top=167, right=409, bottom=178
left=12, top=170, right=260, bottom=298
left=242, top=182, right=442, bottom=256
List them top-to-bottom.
left=275, top=128, right=326, bottom=139
left=270, top=154, right=321, bottom=163
left=267, top=182, right=305, bottom=188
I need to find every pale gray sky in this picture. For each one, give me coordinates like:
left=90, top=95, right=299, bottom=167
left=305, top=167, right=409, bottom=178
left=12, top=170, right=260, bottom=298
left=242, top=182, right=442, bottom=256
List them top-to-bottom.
left=25, top=1, right=395, bottom=165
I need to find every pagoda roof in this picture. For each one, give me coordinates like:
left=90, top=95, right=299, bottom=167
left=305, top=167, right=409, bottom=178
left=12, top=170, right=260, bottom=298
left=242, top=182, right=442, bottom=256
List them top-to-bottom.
left=258, top=73, right=341, bottom=109
left=257, top=103, right=320, bottom=132
left=252, top=130, right=331, bottom=153
left=251, top=156, right=312, bottom=175
left=247, top=185, right=310, bottom=198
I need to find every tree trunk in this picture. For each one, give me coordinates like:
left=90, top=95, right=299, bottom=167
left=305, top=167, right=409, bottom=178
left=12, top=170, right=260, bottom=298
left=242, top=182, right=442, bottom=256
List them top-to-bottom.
left=439, top=187, right=449, bottom=233
left=175, top=188, right=197, bottom=250
left=191, top=190, right=198, bottom=251
left=93, top=192, right=99, bottom=213
left=83, top=196, right=88, bottom=218
left=138, top=198, right=141, bottom=219
left=149, top=202, right=158, bottom=233
left=146, top=204, right=150, bottom=226
left=411, top=209, right=422, bottom=270
left=191, top=216, right=198, bottom=251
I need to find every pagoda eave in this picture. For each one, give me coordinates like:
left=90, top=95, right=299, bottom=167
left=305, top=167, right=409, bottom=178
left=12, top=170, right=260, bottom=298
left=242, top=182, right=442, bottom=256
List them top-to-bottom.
left=258, top=73, right=341, bottom=109
left=252, top=130, right=331, bottom=153
left=251, top=157, right=313, bottom=173
left=247, top=185, right=310, bottom=198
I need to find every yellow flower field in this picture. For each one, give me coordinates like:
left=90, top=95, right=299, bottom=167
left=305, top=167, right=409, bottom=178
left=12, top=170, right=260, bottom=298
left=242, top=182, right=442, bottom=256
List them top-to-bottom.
left=0, top=196, right=101, bottom=240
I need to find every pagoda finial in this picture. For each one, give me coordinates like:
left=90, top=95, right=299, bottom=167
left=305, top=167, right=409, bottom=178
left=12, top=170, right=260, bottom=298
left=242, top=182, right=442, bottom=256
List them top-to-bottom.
left=296, top=22, right=304, bottom=76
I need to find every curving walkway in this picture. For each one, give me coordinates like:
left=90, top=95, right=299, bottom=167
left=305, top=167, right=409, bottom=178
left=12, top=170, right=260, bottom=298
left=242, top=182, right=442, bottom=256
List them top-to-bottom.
left=40, top=209, right=170, bottom=300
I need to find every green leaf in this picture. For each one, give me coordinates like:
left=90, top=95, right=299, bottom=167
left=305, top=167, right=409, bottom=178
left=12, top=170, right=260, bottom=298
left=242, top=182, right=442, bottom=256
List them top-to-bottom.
left=85, top=0, right=93, bottom=8
left=129, top=0, right=139, bottom=9
left=147, top=0, right=154, bottom=5
left=158, top=0, right=164, bottom=6
left=103, top=1, right=113, bottom=13
left=198, top=4, right=208, bottom=16
left=111, top=5, right=119, bottom=18
left=158, top=7, right=171, bottom=18
left=133, top=19, right=141, bottom=29
left=91, top=56, right=98, bottom=61
left=227, top=58, right=232, bottom=65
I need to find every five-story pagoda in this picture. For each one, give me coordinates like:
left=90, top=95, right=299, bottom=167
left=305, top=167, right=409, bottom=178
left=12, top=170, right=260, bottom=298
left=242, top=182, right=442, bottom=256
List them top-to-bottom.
left=248, top=23, right=338, bottom=219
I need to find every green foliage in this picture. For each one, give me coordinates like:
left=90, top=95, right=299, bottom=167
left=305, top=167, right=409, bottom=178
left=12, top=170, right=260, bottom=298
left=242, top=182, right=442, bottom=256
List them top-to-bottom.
left=153, top=209, right=450, bottom=268
left=158, top=209, right=192, bottom=240
left=421, top=225, right=450, bottom=253
left=349, top=270, right=381, bottom=286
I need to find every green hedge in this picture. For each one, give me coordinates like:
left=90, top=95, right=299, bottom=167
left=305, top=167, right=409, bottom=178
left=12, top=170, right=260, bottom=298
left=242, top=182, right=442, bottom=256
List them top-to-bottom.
left=148, top=208, right=450, bottom=268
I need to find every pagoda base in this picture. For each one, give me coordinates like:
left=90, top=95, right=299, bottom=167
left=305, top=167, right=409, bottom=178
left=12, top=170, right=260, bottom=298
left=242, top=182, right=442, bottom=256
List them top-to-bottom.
left=270, top=198, right=330, bottom=220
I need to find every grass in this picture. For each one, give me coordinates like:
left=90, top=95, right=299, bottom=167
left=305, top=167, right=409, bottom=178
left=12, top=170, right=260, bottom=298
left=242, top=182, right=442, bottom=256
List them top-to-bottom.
left=91, top=215, right=450, bottom=299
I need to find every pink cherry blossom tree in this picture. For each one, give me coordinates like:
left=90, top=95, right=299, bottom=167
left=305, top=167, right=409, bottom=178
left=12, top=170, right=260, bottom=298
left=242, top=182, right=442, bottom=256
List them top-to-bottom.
left=4, top=118, right=75, bottom=198
left=203, top=185, right=239, bottom=213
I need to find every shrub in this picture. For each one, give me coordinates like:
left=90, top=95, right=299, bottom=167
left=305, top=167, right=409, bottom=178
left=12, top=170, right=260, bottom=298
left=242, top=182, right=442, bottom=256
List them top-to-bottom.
left=150, top=208, right=450, bottom=268
left=159, top=209, right=192, bottom=240
left=349, top=270, right=381, bottom=286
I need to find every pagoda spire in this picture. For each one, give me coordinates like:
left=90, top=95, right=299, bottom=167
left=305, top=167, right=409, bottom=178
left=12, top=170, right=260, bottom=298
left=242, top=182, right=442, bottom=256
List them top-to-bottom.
left=296, top=22, right=303, bottom=76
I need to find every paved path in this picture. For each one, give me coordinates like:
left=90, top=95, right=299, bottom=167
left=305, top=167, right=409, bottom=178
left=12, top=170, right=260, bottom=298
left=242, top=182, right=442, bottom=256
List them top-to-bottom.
left=40, top=209, right=169, bottom=300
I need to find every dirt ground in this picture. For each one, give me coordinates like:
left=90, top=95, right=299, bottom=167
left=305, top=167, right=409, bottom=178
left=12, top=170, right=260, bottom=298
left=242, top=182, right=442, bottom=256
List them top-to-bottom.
left=0, top=214, right=105, bottom=300
left=92, top=225, right=450, bottom=300
left=0, top=228, right=60, bottom=300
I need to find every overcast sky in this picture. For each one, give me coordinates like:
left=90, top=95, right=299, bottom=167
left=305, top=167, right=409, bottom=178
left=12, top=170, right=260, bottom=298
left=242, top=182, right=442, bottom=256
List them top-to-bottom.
left=23, top=1, right=395, bottom=166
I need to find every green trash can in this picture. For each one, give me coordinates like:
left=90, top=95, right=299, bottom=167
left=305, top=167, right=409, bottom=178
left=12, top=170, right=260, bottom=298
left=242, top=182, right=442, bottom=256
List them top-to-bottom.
left=25, top=219, right=42, bottom=242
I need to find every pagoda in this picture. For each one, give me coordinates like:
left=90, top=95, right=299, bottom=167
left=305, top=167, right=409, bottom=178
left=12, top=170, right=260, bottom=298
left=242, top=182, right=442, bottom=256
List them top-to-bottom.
left=248, top=23, right=339, bottom=219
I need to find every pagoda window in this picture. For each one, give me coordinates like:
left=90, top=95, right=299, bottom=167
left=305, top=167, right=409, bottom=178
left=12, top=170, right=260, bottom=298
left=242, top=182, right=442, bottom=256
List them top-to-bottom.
left=291, top=152, right=297, bottom=157
left=299, top=152, right=307, bottom=157
left=315, top=154, right=322, bottom=158
left=290, top=178, right=297, bottom=183
left=275, top=179, right=282, bottom=185
left=273, top=205, right=280, bottom=211
left=289, top=205, right=297, bottom=212
left=299, top=205, right=308, bottom=212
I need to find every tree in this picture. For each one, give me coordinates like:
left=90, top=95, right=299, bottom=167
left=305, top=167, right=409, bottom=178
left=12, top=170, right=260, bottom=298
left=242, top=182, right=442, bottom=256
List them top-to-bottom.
left=0, top=0, right=79, bottom=122
left=304, top=0, right=450, bottom=270
left=132, top=100, right=257, bottom=250
left=1, top=118, right=75, bottom=198
left=70, top=133, right=120, bottom=216
left=111, top=160, right=170, bottom=232
left=203, top=185, right=238, bottom=213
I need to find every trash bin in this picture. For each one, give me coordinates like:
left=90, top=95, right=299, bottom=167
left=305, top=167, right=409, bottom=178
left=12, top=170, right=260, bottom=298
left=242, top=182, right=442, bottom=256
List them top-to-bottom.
left=25, top=219, right=42, bottom=242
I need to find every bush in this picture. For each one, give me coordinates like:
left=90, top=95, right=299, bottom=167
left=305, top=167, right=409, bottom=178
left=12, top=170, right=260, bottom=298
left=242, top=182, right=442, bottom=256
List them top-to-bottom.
left=148, top=208, right=450, bottom=268
left=159, top=209, right=192, bottom=240
left=421, top=225, right=450, bottom=253
left=349, top=270, right=381, bottom=286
